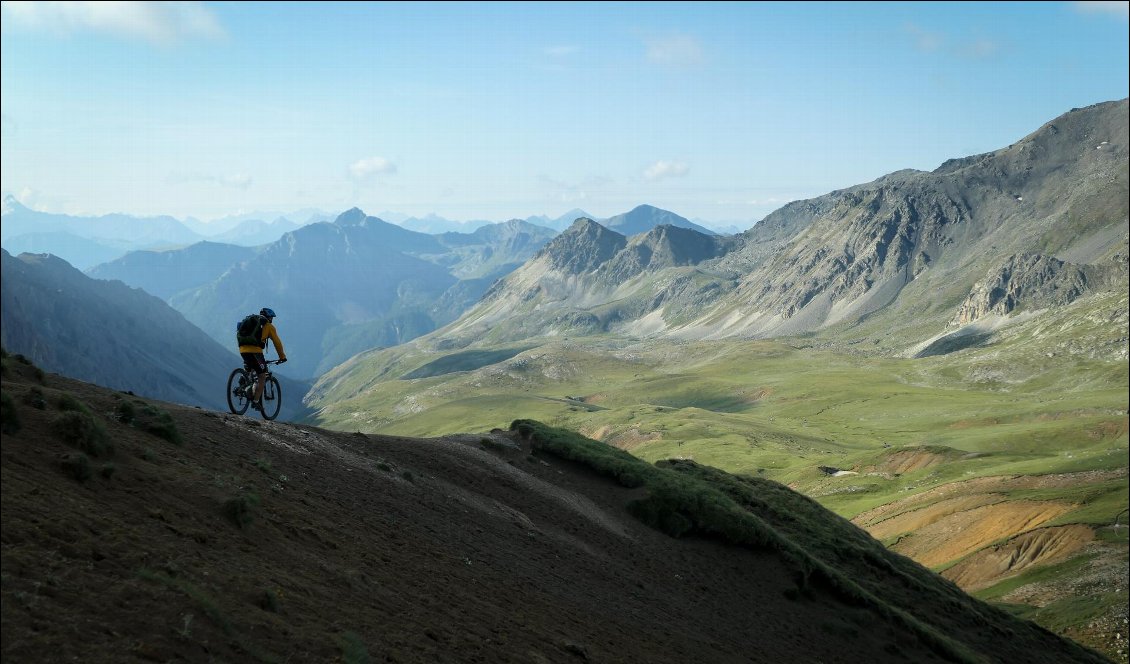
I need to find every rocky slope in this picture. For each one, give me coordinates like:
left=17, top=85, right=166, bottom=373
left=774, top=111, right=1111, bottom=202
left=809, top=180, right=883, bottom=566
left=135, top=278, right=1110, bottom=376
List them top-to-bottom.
left=426, top=99, right=1127, bottom=351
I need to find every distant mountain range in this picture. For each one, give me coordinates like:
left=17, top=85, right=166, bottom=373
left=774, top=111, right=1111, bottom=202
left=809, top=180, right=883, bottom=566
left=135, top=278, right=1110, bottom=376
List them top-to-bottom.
left=0, top=197, right=328, bottom=270
left=78, top=206, right=710, bottom=379
left=82, top=211, right=565, bottom=379
left=0, top=249, right=311, bottom=419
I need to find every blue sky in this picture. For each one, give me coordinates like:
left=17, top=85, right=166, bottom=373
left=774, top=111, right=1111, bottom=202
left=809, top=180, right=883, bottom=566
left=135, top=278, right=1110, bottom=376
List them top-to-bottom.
left=2, top=1, right=1127, bottom=228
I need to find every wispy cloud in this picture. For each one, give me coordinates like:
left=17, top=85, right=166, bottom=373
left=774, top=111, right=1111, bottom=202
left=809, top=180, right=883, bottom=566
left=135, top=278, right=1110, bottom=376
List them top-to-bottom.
left=0, top=1, right=225, bottom=44
left=1073, top=1, right=1129, bottom=19
left=902, top=22, right=1001, bottom=60
left=903, top=23, right=944, bottom=52
left=644, top=34, right=704, bottom=67
left=958, top=37, right=1000, bottom=59
left=349, top=157, right=397, bottom=180
left=643, top=160, right=690, bottom=181
left=168, top=171, right=253, bottom=189
left=537, top=174, right=612, bottom=203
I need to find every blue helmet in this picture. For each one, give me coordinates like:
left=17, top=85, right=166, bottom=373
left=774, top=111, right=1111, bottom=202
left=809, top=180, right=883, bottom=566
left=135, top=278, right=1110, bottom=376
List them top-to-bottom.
left=260, top=307, right=276, bottom=320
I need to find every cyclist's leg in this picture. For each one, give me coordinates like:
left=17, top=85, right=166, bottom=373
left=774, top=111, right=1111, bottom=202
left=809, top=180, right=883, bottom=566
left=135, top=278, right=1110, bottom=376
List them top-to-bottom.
left=241, top=352, right=268, bottom=403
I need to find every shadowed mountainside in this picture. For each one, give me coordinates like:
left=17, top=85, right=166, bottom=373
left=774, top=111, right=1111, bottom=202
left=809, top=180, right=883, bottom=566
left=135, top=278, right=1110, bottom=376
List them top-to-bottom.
left=87, top=241, right=261, bottom=301
left=0, top=250, right=310, bottom=421
left=0, top=358, right=1111, bottom=664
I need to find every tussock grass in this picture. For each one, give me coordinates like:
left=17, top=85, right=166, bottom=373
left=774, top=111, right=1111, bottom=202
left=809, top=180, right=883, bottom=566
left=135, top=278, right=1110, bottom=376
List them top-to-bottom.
left=21, top=387, right=47, bottom=410
left=1, top=390, right=20, bottom=434
left=56, top=392, right=90, bottom=413
left=116, top=400, right=136, bottom=424
left=140, top=405, right=183, bottom=445
left=52, top=410, right=113, bottom=457
left=59, top=452, right=92, bottom=482
left=222, top=491, right=261, bottom=529
left=258, top=589, right=281, bottom=613
left=339, top=631, right=372, bottom=664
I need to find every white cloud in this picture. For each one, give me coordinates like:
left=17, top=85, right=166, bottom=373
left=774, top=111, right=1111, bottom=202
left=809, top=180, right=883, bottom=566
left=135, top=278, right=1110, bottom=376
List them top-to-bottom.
left=0, top=1, right=225, bottom=44
left=1073, top=1, right=1129, bottom=19
left=903, top=23, right=944, bottom=52
left=903, top=23, right=1001, bottom=60
left=644, top=35, right=704, bottom=67
left=958, top=37, right=1000, bottom=59
left=349, top=157, right=397, bottom=180
left=643, top=160, right=690, bottom=181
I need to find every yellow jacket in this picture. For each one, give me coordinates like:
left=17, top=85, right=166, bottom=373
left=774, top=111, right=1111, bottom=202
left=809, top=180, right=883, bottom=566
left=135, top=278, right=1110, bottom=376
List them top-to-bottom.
left=239, top=320, right=286, bottom=360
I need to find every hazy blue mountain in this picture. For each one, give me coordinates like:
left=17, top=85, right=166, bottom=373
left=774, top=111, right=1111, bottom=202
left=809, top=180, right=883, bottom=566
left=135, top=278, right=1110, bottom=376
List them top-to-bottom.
left=0, top=196, right=205, bottom=268
left=0, top=196, right=202, bottom=247
left=602, top=204, right=717, bottom=236
left=526, top=208, right=594, bottom=231
left=196, top=209, right=333, bottom=236
left=169, top=210, right=458, bottom=379
left=83, top=211, right=563, bottom=379
left=400, top=213, right=493, bottom=234
left=209, top=217, right=302, bottom=246
left=693, top=218, right=750, bottom=235
left=429, top=219, right=558, bottom=279
left=1, top=231, right=133, bottom=271
left=86, top=241, right=261, bottom=301
left=0, top=249, right=310, bottom=419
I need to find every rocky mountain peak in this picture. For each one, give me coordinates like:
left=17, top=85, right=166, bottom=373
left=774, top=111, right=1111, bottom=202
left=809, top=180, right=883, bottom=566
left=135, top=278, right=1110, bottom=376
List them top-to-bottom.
left=1, top=194, right=26, bottom=215
left=334, top=207, right=369, bottom=226
left=536, top=219, right=627, bottom=275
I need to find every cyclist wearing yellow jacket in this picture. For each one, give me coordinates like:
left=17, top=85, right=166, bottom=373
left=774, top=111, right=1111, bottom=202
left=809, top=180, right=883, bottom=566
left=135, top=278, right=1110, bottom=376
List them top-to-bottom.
left=239, top=307, right=287, bottom=411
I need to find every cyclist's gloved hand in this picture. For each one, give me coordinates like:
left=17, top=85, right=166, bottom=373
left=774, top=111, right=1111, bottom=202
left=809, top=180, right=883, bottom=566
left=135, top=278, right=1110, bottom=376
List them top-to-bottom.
left=277, top=357, right=287, bottom=364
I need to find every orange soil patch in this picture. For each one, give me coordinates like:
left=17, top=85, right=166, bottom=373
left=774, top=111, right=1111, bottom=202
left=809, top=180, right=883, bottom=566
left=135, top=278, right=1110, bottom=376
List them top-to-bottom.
left=1088, top=416, right=1129, bottom=440
left=580, top=424, right=613, bottom=441
left=877, top=449, right=949, bottom=474
left=852, top=469, right=1128, bottom=527
left=864, top=494, right=1003, bottom=541
left=887, top=500, right=1076, bottom=568
left=942, top=524, right=1095, bottom=591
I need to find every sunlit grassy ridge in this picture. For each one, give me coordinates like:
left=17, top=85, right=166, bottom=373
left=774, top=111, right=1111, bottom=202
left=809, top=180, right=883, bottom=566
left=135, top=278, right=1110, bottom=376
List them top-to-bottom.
left=510, top=419, right=1104, bottom=664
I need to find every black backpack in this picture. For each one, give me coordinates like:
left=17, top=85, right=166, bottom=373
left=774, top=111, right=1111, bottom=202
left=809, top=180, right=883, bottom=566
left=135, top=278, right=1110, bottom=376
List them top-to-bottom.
left=236, top=314, right=266, bottom=347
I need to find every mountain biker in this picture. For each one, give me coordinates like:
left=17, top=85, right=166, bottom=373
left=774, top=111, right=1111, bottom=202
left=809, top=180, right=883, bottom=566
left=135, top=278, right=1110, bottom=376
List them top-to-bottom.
left=239, top=307, right=287, bottom=411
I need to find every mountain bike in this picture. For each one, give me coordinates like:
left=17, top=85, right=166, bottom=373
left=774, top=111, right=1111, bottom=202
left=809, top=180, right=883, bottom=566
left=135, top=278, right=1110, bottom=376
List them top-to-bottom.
left=226, top=360, right=283, bottom=420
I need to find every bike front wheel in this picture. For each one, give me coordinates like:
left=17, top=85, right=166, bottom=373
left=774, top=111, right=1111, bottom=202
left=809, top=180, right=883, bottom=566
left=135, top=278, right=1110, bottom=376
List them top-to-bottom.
left=226, top=367, right=250, bottom=415
left=259, top=375, right=282, bottom=421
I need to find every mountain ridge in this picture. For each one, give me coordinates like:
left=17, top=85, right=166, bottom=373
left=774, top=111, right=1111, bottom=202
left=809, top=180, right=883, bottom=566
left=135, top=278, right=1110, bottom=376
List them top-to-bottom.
left=415, top=98, right=1127, bottom=352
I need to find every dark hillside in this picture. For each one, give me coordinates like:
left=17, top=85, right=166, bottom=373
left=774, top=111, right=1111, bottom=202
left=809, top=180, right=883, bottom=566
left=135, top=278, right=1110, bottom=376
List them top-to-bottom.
left=0, top=250, right=309, bottom=421
left=0, top=358, right=1109, bottom=664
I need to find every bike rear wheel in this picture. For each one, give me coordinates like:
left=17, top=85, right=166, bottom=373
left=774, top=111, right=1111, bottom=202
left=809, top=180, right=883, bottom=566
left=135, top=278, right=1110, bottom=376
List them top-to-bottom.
left=226, top=367, right=251, bottom=415
left=260, top=375, right=282, bottom=420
